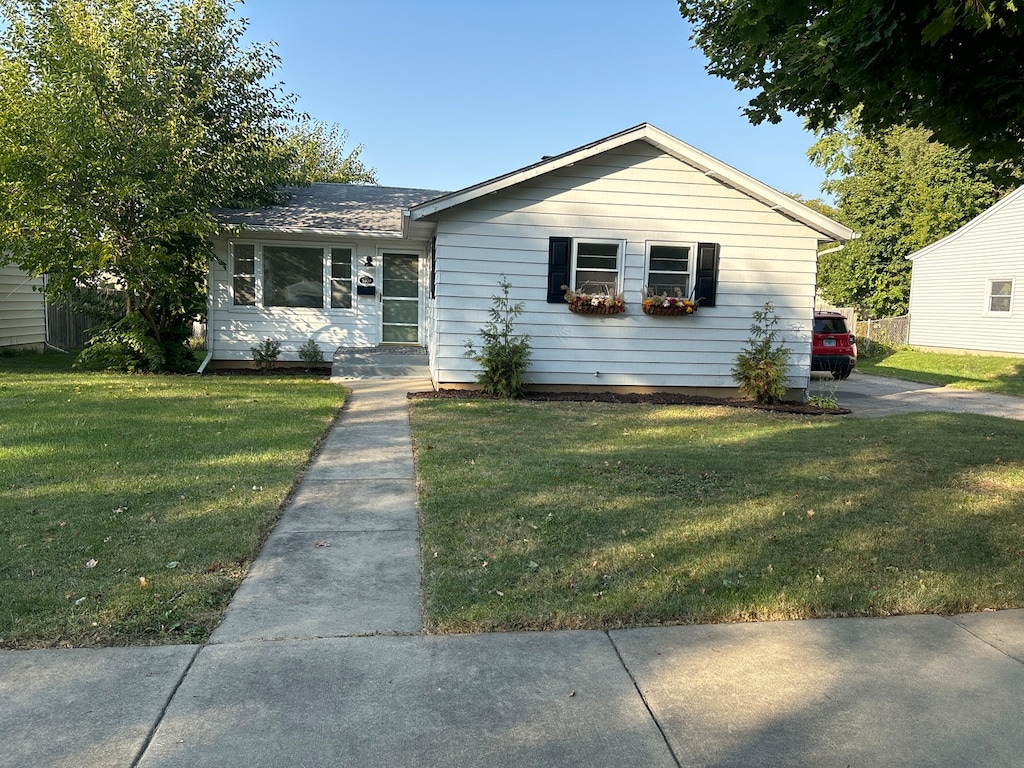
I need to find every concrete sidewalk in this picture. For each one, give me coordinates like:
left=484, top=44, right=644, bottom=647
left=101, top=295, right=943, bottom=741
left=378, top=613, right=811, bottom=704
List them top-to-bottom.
left=3, top=377, right=1024, bottom=767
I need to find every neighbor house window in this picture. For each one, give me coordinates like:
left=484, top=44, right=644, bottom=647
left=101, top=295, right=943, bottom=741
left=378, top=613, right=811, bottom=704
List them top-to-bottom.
left=573, top=240, right=622, bottom=293
left=232, top=243, right=256, bottom=306
left=646, top=243, right=693, bottom=298
left=263, top=245, right=325, bottom=308
left=330, top=247, right=353, bottom=309
left=989, top=279, right=1013, bottom=313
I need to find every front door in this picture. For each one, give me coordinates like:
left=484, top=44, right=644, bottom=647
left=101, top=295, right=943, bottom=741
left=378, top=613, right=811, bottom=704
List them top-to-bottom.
left=380, top=253, right=420, bottom=344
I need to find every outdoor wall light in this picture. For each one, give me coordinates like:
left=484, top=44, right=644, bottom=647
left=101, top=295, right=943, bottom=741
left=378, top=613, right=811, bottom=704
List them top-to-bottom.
left=363, top=256, right=374, bottom=267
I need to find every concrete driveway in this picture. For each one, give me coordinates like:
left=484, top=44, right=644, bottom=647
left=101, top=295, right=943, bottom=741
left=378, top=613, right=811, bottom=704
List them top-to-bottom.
left=823, top=372, right=1024, bottom=420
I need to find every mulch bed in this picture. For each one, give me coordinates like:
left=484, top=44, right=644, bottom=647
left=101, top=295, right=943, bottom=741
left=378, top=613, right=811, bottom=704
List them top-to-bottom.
left=201, top=369, right=849, bottom=415
left=408, top=388, right=851, bottom=416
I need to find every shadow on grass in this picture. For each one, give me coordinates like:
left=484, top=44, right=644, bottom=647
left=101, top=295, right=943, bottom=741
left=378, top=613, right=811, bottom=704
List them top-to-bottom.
left=412, top=401, right=1024, bottom=632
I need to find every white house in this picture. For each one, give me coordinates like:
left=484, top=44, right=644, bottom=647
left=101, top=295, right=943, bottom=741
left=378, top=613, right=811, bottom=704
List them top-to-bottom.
left=207, top=123, right=854, bottom=394
left=907, top=185, right=1024, bottom=355
left=0, top=264, right=46, bottom=352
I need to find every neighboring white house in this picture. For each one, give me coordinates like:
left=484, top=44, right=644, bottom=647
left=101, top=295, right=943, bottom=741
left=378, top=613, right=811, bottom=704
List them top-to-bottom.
left=207, top=123, right=854, bottom=394
left=907, top=185, right=1024, bottom=355
left=0, top=264, right=46, bottom=352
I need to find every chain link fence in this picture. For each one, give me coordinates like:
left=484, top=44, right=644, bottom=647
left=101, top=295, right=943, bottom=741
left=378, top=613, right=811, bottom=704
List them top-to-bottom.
left=855, top=315, right=909, bottom=353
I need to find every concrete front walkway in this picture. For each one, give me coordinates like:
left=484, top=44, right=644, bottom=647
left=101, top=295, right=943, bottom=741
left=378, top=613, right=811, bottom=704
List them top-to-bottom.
left=3, top=376, right=1024, bottom=767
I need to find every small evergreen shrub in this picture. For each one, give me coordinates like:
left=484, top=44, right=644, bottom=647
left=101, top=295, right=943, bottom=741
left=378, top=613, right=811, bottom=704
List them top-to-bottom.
left=464, top=276, right=532, bottom=398
left=732, top=302, right=791, bottom=404
left=251, top=338, right=282, bottom=373
left=298, top=338, right=325, bottom=368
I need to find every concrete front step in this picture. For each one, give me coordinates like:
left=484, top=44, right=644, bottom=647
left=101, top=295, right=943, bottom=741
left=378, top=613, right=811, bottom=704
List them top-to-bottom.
left=331, top=346, right=429, bottom=379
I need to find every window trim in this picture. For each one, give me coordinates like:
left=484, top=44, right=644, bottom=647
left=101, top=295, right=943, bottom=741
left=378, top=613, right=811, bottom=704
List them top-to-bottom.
left=571, top=238, right=624, bottom=294
left=228, top=240, right=357, bottom=312
left=644, top=240, right=696, bottom=300
left=986, top=278, right=1014, bottom=315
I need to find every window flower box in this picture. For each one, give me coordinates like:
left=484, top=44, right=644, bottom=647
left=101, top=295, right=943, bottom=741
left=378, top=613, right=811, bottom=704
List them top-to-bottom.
left=562, top=286, right=625, bottom=314
left=642, top=289, right=698, bottom=316
left=642, top=297, right=698, bottom=315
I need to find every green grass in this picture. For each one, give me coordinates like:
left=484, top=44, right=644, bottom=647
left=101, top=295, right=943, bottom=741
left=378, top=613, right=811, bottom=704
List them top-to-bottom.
left=858, top=348, right=1024, bottom=397
left=0, top=350, right=346, bottom=648
left=411, top=399, right=1024, bottom=632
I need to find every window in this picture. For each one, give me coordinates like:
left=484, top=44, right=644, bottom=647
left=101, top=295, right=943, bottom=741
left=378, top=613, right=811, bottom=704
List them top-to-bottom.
left=573, top=240, right=621, bottom=293
left=232, top=243, right=255, bottom=306
left=646, top=243, right=692, bottom=298
left=263, top=245, right=324, bottom=308
left=330, top=247, right=353, bottom=309
left=989, top=279, right=1013, bottom=313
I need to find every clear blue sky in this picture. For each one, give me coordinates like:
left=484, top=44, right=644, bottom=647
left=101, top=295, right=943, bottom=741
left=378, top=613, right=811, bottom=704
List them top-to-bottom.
left=239, top=0, right=828, bottom=200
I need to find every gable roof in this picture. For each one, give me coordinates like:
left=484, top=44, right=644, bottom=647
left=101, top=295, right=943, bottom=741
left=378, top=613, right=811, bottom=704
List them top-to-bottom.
left=408, top=123, right=855, bottom=242
left=216, top=184, right=447, bottom=238
left=907, top=184, right=1024, bottom=262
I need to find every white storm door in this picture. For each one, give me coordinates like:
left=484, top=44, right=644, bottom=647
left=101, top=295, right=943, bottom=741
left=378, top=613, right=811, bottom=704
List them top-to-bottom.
left=380, top=253, right=420, bottom=344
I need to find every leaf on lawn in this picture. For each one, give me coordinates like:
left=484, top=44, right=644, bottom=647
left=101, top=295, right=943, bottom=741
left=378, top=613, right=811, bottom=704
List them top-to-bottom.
left=806, top=509, right=815, bottom=518
left=85, top=559, right=98, bottom=568
left=166, top=561, right=180, bottom=569
left=527, top=561, right=539, bottom=570
left=139, top=576, right=149, bottom=588
left=74, top=597, right=87, bottom=606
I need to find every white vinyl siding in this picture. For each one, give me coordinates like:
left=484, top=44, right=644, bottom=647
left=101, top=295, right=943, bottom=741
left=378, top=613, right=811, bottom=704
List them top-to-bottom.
left=426, top=141, right=824, bottom=390
left=908, top=186, right=1024, bottom=355
left=0, top=264, right=46, bottom=349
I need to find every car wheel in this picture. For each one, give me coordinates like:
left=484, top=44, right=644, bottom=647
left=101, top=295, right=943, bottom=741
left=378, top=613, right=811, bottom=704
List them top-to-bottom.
left=833, top=365, right=851, bottom=380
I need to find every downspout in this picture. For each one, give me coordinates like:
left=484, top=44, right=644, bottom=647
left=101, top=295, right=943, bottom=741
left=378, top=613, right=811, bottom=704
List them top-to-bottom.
left=197, top=349, right=213, bottom=374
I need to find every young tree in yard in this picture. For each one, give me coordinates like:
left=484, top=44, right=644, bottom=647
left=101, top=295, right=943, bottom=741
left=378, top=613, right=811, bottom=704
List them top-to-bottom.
left=0, top=0, right=300, bottom=371
left=677, top=1, right=1024, bottom=169
left=809, top=121, right=1001, bottom=317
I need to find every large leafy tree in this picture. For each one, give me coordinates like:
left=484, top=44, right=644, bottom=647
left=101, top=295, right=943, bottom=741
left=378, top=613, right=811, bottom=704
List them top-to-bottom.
left=0, top=0, right=297, bottom=371
left=677, top=1, right=1024, bottom=166
left=285, top=119, right=377, bottom=185
left=809, top=121, right=1000, bottom=317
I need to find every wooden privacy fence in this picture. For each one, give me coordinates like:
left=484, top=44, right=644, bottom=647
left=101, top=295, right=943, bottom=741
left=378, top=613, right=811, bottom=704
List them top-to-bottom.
left=46, top=303, right=97, bottom=349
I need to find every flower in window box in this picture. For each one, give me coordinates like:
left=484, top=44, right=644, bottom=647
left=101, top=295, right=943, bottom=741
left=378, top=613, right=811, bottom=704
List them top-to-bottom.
left=562, top=285, right=626, bottom=314
left=642, top=287, right=698, bottom=315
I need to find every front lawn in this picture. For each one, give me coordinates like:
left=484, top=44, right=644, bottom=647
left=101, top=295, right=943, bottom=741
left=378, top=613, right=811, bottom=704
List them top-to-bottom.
left=858, top=348, right=1024, bottom=397
left=0, top=351, right=346, bottom=648
left=411, top=399, right=1024, bottom=632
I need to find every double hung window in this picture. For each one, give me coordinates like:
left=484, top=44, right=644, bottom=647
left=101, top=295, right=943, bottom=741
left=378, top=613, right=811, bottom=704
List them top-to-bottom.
left=573, top=240, right=622, bottom=293
left=646, top=243, right=693, bottom=298
left=232, top=244, right=256, bottom=306
left=988, top=279, right=1013, bottom=313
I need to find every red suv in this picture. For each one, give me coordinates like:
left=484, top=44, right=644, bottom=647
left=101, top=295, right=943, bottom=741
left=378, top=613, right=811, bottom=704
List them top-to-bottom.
left=812, top=311, right=857, bottom=379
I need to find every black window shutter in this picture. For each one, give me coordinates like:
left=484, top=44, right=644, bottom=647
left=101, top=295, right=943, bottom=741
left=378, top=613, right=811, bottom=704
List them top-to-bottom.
left=429, top=236, right=437, bottom=299
left=547, top=237, right=572, bottom=303
left=694, top=242, right=720, bottom=308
